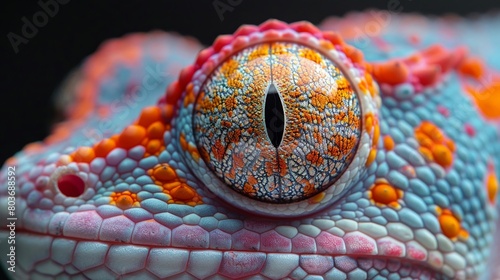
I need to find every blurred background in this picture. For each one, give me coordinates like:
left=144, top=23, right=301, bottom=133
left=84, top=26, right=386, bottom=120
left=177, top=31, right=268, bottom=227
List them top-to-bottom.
left=1, top=0, right=499, bottom=164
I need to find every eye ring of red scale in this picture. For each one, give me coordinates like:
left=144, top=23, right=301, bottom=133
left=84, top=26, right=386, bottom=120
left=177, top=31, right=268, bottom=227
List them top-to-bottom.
left=173, top=20, right=379, bottom=217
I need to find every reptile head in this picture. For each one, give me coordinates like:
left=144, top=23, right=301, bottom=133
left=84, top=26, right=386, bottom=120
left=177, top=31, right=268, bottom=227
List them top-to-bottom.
left=1, top=19, right=499, bottom=279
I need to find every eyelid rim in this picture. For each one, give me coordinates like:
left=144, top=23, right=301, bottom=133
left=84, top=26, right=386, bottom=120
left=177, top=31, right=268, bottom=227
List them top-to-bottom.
left=172, top=20, right=381, bottom=217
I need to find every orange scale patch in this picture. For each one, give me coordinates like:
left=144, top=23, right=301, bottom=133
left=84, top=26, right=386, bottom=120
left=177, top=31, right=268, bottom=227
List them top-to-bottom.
left=270, top=43, right=290, bottom=55
left=248, top=44, right=270, bottom=61
left=298, top=48, right=324, bottom=65
left=458, top=57, right=484, bottom=80
left=371, top=61, right=409, bottom=85
left=227, top=71, right=244, bottom=89
left=358, top=72, right=377, bottom=97
left=465, top=81, right=500, bottom=119
left=183, top=83, right=197, bottom=108
left=310, top=92, right=329, bottom=111
left=71, top=105, right=169, bottom=163
left=137, top=106, right=162, bottom=127
left=364, top=113, right=380, bottom=167
left=147, top=121, right=166, bottom=139
left=414, top=121, right=455, bottom=169
left=117, top=125, right=147, bottom=149
left=383, top=135, right=395, bottom=151
left=94, top=138, right=117, bottom=157
left=145, top=139, right=163, bottom=155
left=71, top=146, right=95, bottom=163
left=306, top=151, right=324, bottom=165
left=148, top=164, right=203, bottom=205
left=486, top=164, right=498, bottom=204
left=369, top=181, right=403, bottom=208
left=110, top=191, right=140, bottom=210
left=308, top=192, right=326, bottom=204
left=436, top=207, right=469, bottom=240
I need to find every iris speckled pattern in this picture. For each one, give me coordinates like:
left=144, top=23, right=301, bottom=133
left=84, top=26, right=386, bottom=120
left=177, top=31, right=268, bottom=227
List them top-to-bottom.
left=1, top=13, right=500, bottom=280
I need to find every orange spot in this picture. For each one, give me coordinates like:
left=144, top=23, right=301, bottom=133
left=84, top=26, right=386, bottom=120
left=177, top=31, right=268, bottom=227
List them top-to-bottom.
left=319, top=39, right=335, bottom=51
left=270, top=42, right=289, bottom=56
left=248, top=45, right=270, bottom=61
left=343, top=45, right=364, bottom=64
left=299, top=48, right=323, bottom=64
left=458, top=57, right=484, bottom=79
left=371, top=61, right=409, bottom=85
left=227, top=72, right=244, bottom=88
left=362, top=73, right=377, bottom=97
left=466, top=81, right=500, bottom=119
left=183, top=83, right=196, bottom=107
left=310, top=93, right=329, bottom=111
left=137, top=106, right=162, bottom=127
left=365, top=114, right=374, bottom=133
left=147, top=121, right=165, bottom=139
left=415, top=121, right=455, bottom=169
left=373, top=123, right=380, bottom=146
left=117, top=125, right=147, bottom=149
left=178, top=132, right=201, bottom=162
left=179, top=133, right=189, bottom=151
left=383, top=135, right=395, bottom=151
left=94, top=138, right=116, bottom=157
left=146, top=139, right=162, bottom=155
left=212, top=140, right=226, bottom=162
left=431, top=144, right=453, bottom=168
left=71, top=147, right=95, bottom=163
left=418, top=147, right=434, bottom=162
left=365, top=148, right=377, bottom=167
left=306, top=151, right=324, bottom=165
left=57, top=155, right=72, bottom=165
left=148, top=164, right=203, bottom=205
left=152, top=164, right=177, bottom=182
left=487, top=169, right=498, bottom=204
left=244, top=182, right=256, bottom=195
left=371, top=182, right=400, bottom=205
left=171, top=184, right=196, bottom=200
left=110, top=191, right=139, bottom=209
left=309, top=192, right=325, bottom=204
left=438, top=209, right=467, bottom=240
left=439, top=214, right=460, bottom=239
left=459, top=229, right=469, bottom=240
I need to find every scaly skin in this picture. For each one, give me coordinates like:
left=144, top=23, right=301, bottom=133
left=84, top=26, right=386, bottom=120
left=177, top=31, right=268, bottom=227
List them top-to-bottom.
left=1, top=15, right=500, bottom=280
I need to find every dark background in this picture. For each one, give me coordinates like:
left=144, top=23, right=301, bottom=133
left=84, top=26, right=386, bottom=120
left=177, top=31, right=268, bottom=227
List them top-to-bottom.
left=0, top=0, right=499, bottom=278
left=1, top=0, right=499, bottom=165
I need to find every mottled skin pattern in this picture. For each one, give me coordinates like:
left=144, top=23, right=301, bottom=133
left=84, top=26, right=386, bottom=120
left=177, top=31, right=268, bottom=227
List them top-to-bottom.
left=1, top=14, right=500, bottom=280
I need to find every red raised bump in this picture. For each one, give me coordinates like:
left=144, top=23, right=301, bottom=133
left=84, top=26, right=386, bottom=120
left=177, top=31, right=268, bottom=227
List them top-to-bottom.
left=259, top=20, right=289, bottom=31
left=290, top=21, right=321, bottom=35
left=234, top=24, right=258, bottom=37
left=213, top=35, right=233, bottom=52
left=57, top=174, right=85, bottom=197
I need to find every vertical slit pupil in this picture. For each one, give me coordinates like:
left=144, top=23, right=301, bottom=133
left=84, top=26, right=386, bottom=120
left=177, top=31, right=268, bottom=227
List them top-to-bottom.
left=264, top=84, right=285, bottom=148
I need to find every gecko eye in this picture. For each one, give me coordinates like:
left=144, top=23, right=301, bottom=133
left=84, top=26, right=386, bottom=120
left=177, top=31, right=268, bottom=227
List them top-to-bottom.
left=193, top=42, right=362, bottom=204
left=57, top=174, right=86, bottom=197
